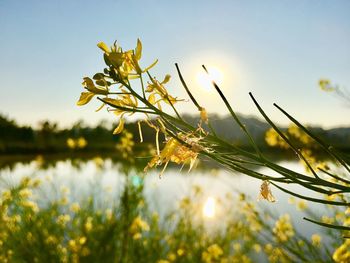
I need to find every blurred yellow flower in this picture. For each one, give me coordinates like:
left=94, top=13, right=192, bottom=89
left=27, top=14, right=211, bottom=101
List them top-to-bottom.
left=265, top=128, right=289, bottom=149
left=66, top=138, right=76, bottom=149
left=297, top=200, right=307, bottom=211
left=70, top=202, right=80, bottom=213
left=56, top=214, right=71, bottom=226
left=273, top=214, right=294, bottom=242
left=85, top=217, right=93, bottom=232
left=311, top=234, right=322, bottom=247
left=333, top=239, right=350, bottom=262
left=202, top=244, right=223, bottom=263
left=253, top=244, right=261, bottom=253
left=177, top=248, right=185, bottom=256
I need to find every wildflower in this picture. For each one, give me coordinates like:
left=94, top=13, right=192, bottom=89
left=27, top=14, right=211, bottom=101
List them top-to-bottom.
left=97, top=39, right=157, bottom=81
left=146, top=74, right=179, bottom=106
left=319, top=79, right=336, bottom=92
left=287, top=124, right=312, bottom=144
left=265, top=128, right=289, bottom=149
left=144, top=134, right=201, bottom=177
left=77, top=137, right=87, bottom=148
left=66, top=138, right=76, bottom=149
left=258, top=180, right=276, bottom=202
left=60, top=186, right=70, bottom=195
left=19, top=188, right=32, bottom=199
left=2, top=190, right=12, bottom=201
left=288, top=197, right=295, bottom=204
left=22, top=200, right=39, bottom=213
left=296, top=200, right=307, bottom=210
left=70, top=202, right=80, bottom=213
left=105, top=209, right=113, bottom=221
left=56, top=214, right=71, bottom=226
left=273, top=214, right=294, bottom=242
left=321, top=215, right=334, bottom=224
left=130, top=216, right=150, bottom=233
left=85, top=217, right=93, bottom=232
left=26, top=232, right=34, bottom=243
left=132, top=232, right=142, bottom=240
left=311, top=234, right=322, bottom=247
left=45, top=235, right=58, bottom=245
left=79, top=237, right=87, bottom=245
left=333, top=239, right=350, bottom=262
left=68, top=240, right=78, bottom=252
left=233, top=243, right=241, bottom=251
left=202, top=244, right=223, bottom=263
left=253, top=244, right=261, bottom=253
left=177, top=248, right=185, bottom=256
left=167, top=253, right=176, bottom=261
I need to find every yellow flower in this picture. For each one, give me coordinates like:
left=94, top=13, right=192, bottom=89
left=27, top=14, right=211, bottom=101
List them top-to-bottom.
left=146, top=74, right=180, bottom=106
left=319, top=79, right=336, bottom=92
left=265, top=128, right=289, bottom=149
left=144, top=134, right=201, bottom=176
left=77, top=137, right=87, bottom=148
left=66, top=138, right=76, bottom=149
left=19, top=188, right=32, bottom=199
left=22, top=200, right=39, bottom=213
left=296, top=200, right=307, bottom=211
left=70, top=202, right=80, bottom=213
left=56, top=214, right=70, bottom=226
left=273, top=214, right=294, bottom=242
left=130, top=216, right=150, bottom=233
left=321, top=216, right=334, bottom=224
left=85, top=217, right=93, bottom=232
left=311, top=234, right=322, bottom=247
left=79, top=236, right=87, bottom=245
left=68, top=239, right=78, bottom=252
left=333, top=239, right=350, bottom=262
left=233, top=243, right=241, bottom=251
left=202, top=244, right=223, bottom=263
left=253, top=244, right=261, bottom=253
left=177, top=248, right=185, bottom=256
left=167, top=253, right=176, bottom=261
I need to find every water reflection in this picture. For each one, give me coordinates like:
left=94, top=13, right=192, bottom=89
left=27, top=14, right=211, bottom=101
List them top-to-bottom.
left=0, top=156, right=330, bottom=238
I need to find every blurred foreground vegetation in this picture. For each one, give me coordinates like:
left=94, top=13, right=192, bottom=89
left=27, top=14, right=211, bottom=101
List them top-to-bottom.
left=1, top=166, right=349, bottom=262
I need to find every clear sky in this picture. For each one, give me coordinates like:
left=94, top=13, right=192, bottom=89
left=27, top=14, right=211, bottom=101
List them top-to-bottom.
left=1, top=0, right=349, bottom=128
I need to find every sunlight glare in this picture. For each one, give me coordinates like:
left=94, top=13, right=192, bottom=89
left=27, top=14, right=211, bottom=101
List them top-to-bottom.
left=196, top=67, right=223, bottom=91
left=202, top=196, right=216, bottom=218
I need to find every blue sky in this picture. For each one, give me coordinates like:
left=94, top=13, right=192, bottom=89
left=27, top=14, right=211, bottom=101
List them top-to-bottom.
left=0, top=0, right=349, bottom=128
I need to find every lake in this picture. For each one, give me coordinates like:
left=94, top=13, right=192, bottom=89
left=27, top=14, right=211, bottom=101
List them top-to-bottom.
left=0, top=155, right=335, bottom=243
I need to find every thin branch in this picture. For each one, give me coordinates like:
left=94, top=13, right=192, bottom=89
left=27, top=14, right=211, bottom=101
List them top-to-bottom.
left=249, top=92, right=320, bottom=179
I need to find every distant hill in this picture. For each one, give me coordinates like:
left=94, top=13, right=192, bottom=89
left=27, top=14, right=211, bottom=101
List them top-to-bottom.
left=0, top=113, right=349, bottom=154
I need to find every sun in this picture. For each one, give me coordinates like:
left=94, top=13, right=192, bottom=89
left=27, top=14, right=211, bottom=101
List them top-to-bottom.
left=196, top=66, right=224, bottom=91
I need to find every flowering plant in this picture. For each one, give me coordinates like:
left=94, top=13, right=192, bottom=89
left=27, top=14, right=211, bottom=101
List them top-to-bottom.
left=77, top=39, right=350, bottom=235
